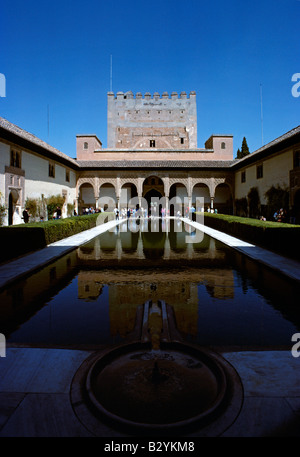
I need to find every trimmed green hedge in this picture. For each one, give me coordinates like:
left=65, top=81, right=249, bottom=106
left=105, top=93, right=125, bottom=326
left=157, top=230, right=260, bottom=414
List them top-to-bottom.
left=0, top=212, right=114, bottom=263
left=200, top=212, right=300, bottom=260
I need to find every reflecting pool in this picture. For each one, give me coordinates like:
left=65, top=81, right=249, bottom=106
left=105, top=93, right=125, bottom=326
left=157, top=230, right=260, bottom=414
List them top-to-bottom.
left=0, top=219, right=299, bottom=349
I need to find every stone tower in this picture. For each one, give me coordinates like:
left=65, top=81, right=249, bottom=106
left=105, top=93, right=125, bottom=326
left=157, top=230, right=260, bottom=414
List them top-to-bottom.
left=107, top=91, right=197, bottom=149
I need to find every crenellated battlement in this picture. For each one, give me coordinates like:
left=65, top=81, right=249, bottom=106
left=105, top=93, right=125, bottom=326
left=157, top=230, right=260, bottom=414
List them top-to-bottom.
left=107, top=89, right=197, bottom=149
left=107, top=91, right=196, bottom=100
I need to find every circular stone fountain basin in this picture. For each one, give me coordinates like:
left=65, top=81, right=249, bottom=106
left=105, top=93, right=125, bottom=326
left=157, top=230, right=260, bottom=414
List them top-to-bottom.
left=84, top=341, right=238, bottom=432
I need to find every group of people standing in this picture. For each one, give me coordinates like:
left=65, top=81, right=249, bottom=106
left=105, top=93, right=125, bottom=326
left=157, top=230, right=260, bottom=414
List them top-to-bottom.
left=273, top=208, right=287, bottom=223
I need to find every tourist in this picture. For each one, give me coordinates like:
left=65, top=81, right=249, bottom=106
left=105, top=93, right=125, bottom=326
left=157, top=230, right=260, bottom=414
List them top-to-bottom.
left=56, top=206, right=62, bottom=219
left=22, top=208, right=30, bottom=223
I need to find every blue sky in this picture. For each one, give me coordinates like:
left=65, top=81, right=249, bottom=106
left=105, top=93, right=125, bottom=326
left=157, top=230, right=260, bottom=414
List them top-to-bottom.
left=0, top=0, right=299, bottom=158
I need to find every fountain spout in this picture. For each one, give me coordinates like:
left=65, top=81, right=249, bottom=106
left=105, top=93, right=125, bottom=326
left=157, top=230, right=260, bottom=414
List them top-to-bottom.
left=148, top=301, right=163, bottom=350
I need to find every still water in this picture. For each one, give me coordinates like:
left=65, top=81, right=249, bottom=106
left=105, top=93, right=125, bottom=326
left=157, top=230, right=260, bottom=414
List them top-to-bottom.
left=0, top=219, right=299, bottom=349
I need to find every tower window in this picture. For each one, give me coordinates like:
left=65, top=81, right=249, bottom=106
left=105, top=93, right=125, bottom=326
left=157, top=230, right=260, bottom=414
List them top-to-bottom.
left=181, top=138, right=184, bottom=144
left=150, top=140, right=155, bottom=147
left=83, top=142, right=88, bottom=150
left=221, top=142, right=226, bottom=149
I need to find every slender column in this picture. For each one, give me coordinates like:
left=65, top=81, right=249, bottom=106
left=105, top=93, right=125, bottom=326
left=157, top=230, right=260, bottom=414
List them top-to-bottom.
left=165, top=195, right=169, bottom=217
left=188, top=195, right=192, bottom=218
left=210, top=196, right=214, bottom=211
left=75, top=197, right=79, bottom=214
left=137, top=230, right=144, bottom=259
left=163, top=235, right=170, bottom=259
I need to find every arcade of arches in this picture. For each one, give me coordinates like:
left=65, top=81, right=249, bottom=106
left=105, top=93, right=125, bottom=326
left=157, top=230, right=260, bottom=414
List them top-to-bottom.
left=77, top=172, right=234, bottom=216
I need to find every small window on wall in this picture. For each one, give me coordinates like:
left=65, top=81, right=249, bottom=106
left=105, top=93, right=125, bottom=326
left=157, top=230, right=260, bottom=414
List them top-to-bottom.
left=181, top=138, right=184, bottom=144
left=150, top=140, right=156, bottom=147
left=84, top=142, right=88, bottom=150
left=221, top=142, right=226, bottom=149
left=10, top=149, right=21, bottom=168
left=294, top=150, right=300, bottom=168
left=49, top=163, right=55, bottom=178
left=256, top=164, right=263, bottom=179
left=66, top=170, right=70, bottom=182
left=241, top=171, right=246, bottom=183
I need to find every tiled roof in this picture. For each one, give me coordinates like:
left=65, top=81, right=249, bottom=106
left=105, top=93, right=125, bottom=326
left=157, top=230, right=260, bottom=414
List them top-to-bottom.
left=1, top=116, right=299, bottom=171
left=0, top=117, right=78, bottom=167
left=233, top=125, right=300, bottom=167
left=76, top=160, right=235, bottom=168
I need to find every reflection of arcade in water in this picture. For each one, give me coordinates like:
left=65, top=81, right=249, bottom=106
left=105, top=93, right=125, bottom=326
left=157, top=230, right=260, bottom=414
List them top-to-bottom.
left=1, top=218, right=299, bottom=349
left=77, top=218, right=231, bottom=265
left=76, top=220, right=235, bottom=341
left=77, top=270, right=235, bottom=341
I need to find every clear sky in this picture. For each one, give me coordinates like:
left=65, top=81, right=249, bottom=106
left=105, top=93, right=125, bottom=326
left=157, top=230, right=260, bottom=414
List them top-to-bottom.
left=0, top=0, right=299, bottom=158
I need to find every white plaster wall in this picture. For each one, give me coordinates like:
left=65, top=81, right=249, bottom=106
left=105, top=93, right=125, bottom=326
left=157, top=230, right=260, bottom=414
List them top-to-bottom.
left=0, top=141, right=10, bottom=196
left=0, top=142, right=11, bottom=224
left=234, top=149, right=293, bottom=204
left=22, top=151, right=77, bottom=211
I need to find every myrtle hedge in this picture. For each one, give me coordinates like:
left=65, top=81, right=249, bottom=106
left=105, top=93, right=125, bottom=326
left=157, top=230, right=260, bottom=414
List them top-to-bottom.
left=0, top=212, right=114, bottom=263
left=201, top=212, right=300, bottom=260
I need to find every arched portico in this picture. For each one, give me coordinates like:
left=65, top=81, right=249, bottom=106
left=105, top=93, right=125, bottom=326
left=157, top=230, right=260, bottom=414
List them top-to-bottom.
left=75, top=172, right=234, bottom=216
left=143, top=176, right=165, bottom=216
left=78, top=182, right=95, bottom=214
left=120, top=182, right=138, bottom=210
left=169, top=182, right=188, bottom=216
left=214, top=182, right=233, bottom=214
left=98, top=183, right=117, bottom=211
left=192, top=183, right=210, bottom=211
left=8, top=189, right=21, bottom=225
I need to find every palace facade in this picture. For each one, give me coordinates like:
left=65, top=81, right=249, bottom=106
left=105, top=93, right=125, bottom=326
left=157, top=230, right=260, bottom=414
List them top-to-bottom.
left=0, top=90, right=300, bottom=225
